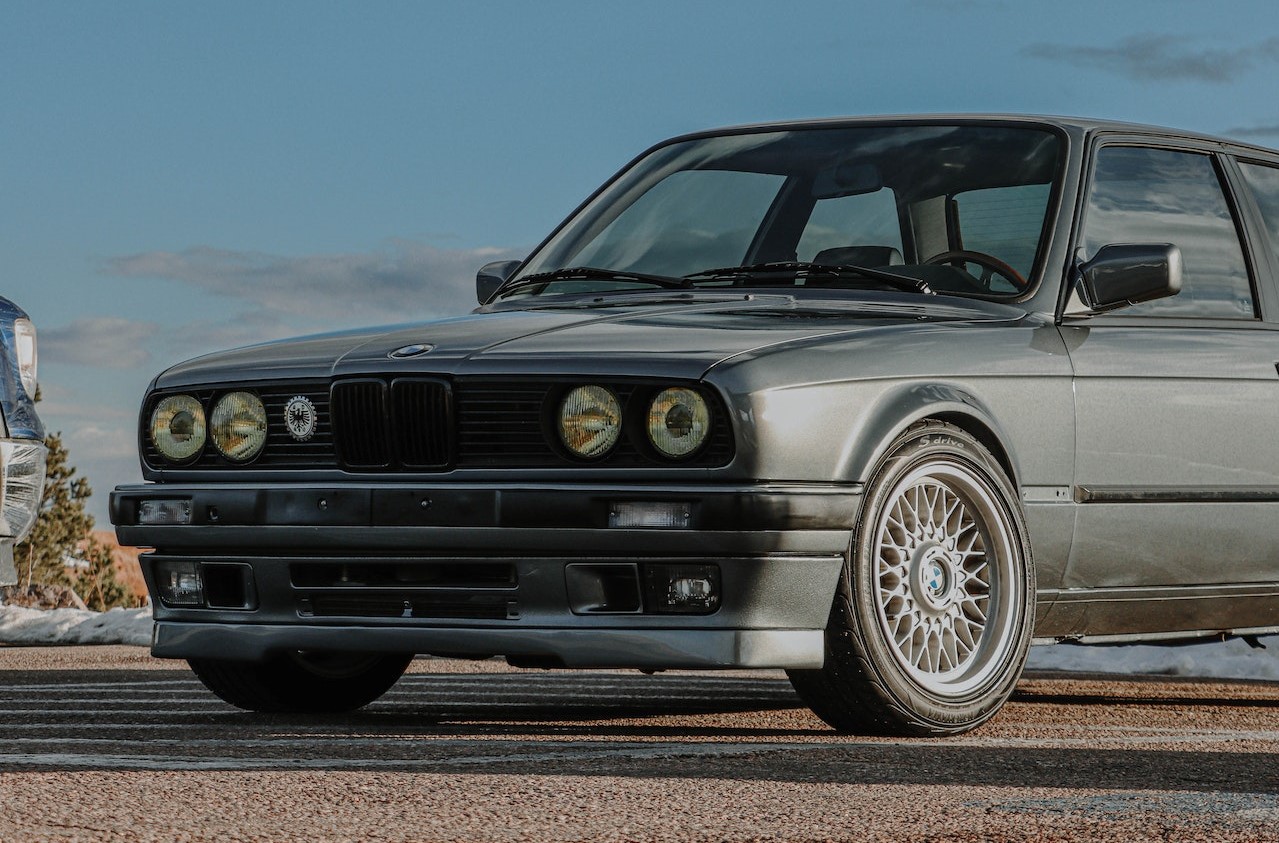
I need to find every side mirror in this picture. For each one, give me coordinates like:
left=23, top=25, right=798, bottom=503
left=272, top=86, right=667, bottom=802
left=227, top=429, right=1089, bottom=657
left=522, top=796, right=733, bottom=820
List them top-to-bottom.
left=1078, top=243, right=1182, bottom=312
left=476, top=259, right=522, bottom=304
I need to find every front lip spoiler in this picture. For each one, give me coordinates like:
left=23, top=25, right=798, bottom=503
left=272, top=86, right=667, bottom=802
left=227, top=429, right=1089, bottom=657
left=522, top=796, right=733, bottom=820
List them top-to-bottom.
left=152, top=622, right=825, bottom=669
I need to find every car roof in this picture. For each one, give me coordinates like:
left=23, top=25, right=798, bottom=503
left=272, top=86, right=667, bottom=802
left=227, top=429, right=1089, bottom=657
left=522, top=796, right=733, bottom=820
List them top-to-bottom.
left=671, top=114, right=1279, bottom=159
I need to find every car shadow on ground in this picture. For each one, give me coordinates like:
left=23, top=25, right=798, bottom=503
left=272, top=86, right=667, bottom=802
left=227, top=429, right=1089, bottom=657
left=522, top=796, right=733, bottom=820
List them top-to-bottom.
left=5, top=667, right=1279, bottom=793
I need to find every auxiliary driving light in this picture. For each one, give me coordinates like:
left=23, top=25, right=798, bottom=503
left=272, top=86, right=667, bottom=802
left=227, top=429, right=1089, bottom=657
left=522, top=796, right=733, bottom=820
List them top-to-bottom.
left=0, top=440, right=45, bottom=541
left=138, top=499, right=192, bottom=526
left=155, top=559, right=203, bottom=606
left=643, top=563, right=721, bottom=614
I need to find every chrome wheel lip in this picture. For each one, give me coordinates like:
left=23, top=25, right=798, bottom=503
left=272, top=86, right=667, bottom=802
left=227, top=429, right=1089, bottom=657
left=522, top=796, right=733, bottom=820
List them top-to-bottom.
left=872, top=460, right=1020, bottom=698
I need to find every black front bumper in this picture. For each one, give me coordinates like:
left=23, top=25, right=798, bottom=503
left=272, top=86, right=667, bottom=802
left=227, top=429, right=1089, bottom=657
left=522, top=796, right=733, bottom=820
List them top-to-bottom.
left=112, top=482, right=859, bottom=669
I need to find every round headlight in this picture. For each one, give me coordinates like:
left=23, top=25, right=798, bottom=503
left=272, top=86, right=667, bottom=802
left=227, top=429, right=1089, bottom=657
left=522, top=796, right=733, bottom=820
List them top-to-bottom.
left=558, top=385, right=622, bottom=459
left=647, top=387, right=710, bottom=458
left=210, top=391, right=268, bottom=462
left=150, top=395, right=207, bottom=463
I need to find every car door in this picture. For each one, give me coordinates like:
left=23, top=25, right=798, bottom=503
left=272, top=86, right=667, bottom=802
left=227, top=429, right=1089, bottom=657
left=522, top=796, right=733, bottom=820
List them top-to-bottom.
left=1059, top=139, right=1279, bottom=637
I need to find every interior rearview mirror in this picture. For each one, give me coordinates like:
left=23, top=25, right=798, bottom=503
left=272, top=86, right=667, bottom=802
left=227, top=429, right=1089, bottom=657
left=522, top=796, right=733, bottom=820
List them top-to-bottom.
left=812, top=162, right=883, bottom=200
left=1078, top=243, right=1182, bottom=313
left=476, top=259, right=522, bottom=304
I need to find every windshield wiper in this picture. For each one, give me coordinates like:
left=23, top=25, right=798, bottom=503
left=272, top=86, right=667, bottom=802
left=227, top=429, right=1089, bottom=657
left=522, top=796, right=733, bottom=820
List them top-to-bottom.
left=684, top=261, right=932, bottom=295
left=497, top=266, right=691, bottom=298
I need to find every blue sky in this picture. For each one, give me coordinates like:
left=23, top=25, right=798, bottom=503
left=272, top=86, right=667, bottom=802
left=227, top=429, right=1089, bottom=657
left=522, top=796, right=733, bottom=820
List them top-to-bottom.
left=5, top=0, right=1279, bottom=523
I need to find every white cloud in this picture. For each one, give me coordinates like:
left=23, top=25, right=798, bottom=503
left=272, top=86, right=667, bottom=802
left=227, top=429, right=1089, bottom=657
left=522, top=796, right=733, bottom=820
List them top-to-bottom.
left=1025, top=34, right=1279, bottom=84
left=1224, top=124, right=1279, bottom=141
left=103, top=240, right=525, bottom=329
left=41, top=316, right=159, bottom=369
left=64, top=424, right=138, bottom=462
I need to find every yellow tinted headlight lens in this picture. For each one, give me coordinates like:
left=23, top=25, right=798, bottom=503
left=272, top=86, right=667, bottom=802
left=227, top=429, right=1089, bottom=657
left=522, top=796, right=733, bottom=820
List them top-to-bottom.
left=558, top=385, right=622, bottom=458
left=647, top=387, right=710, bottom=458
left=210, top=391, right=268, bottom=462
left=151, top=395, right=207, bottom=463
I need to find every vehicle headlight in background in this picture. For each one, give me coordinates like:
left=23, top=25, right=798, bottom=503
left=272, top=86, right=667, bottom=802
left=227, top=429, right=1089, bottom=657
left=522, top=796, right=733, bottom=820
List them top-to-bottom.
left=13, top=319, right=36, bottom=398
left=558, top=385, right=622, bottom=458
left=647, top=387, right=710, bottom=458
left=209, top=391, right=268, bottom=462
left=150, top=394, right=207, bottom=463
left=0, top=441, right=46, bottom=541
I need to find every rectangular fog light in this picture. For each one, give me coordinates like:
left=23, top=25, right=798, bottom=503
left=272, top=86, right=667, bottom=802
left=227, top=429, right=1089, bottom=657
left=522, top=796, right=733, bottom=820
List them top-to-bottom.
left=138, top=499, right=192, bottom=526
left=609, top=501, right=691, bottom=529
left=155, top=560, right=204, bottom=607
left=643, top=563, right=721, bottom=614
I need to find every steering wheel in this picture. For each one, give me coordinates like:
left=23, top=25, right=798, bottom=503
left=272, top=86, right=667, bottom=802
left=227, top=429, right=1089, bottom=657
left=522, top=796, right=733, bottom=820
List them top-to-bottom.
left=923, top=250, right=1027, bottom=291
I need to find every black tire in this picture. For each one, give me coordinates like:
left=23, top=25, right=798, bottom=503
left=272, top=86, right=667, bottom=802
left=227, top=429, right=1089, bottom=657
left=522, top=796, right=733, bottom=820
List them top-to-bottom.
left=788, top=420, right=1034, bottom=736
left=189, top=651, right=413, bottom=713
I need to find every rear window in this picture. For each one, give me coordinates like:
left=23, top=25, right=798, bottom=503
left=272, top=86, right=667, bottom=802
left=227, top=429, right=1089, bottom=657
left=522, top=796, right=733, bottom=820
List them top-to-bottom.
left=954, top=184, right=1050, bottom=284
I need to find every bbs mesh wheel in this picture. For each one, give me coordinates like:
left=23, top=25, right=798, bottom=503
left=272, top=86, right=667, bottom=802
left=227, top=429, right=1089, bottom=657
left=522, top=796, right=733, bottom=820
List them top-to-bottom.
left=788, top=420, right=1034, bottom=736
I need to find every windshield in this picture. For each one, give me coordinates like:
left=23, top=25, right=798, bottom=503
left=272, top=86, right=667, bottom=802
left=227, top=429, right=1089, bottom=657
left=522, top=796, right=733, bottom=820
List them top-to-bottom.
left=509, top=123, right=1062, bottom=301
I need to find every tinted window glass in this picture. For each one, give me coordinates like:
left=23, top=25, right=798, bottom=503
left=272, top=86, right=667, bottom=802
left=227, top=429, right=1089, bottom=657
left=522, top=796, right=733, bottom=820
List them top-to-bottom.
left=515, top=125, right=1061, bottom=301
left=1082, top=147, right=1253, bottom=318
left=1238, top=161, right=1279, bottom=266
left=571, top=169, right=784, bottom=277
left=955, top=183, right=1050, bottom=285
left=796, top=188, right=903, bottom=263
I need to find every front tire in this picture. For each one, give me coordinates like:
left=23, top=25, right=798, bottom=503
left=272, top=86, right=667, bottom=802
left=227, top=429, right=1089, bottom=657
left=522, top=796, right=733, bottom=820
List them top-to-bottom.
left=788, top=420, right=1034, bottom=736
left=189, top=651, right=413, bottom=713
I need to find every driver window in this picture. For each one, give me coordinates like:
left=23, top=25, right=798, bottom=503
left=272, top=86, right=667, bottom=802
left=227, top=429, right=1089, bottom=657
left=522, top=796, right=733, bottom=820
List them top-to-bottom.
left=1081, top=146, right=1255, bottom=319
left=796, top=188, right=903, bottom=263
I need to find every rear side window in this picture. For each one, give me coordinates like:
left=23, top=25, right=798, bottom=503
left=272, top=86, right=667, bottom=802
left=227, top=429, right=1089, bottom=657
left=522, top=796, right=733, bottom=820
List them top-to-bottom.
left=1082, top=146, right=1254, bottom=319
left=1237, top=161, right=1279, bottom=267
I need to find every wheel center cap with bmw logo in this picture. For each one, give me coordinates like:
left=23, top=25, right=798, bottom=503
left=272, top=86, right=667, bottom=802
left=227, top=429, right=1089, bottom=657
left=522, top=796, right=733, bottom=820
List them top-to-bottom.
left=284, top=396, right=317, bottom=441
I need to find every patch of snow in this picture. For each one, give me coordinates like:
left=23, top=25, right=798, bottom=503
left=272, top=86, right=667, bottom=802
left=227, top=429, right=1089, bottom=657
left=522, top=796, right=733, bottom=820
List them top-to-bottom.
left=0, top=605, right=152, bottom=646
left=1027, top=635, right=1279, bottom=682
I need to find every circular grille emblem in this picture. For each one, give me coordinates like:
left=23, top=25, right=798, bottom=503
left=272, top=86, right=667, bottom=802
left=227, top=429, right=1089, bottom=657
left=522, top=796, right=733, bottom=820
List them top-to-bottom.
left=389, top=343, right=435, bottom=359
left=283, top=396, right=317, bottom=441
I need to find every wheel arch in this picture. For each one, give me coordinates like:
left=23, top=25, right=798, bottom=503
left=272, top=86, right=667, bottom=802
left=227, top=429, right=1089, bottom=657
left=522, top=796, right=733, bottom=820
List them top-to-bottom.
left=839, top=383, right=1021, bottom=490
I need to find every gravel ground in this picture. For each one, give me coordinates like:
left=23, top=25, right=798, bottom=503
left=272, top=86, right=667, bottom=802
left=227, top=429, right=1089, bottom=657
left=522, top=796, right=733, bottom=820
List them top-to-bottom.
left=0, top=646, right=1276, bottom=842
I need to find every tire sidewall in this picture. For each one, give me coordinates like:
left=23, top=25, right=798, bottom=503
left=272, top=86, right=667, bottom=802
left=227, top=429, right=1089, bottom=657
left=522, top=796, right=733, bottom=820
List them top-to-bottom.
left=848, top=424, right=1035, bottom=731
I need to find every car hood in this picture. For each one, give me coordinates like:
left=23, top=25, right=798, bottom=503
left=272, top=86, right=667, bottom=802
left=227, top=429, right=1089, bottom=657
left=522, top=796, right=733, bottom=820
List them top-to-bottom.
left=154, top=293, right=1028, bottom=387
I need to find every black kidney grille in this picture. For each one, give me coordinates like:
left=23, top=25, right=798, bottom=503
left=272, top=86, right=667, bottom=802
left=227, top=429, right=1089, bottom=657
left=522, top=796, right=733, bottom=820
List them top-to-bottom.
left=331, top=378, right=452, bottom=470
left=392, top=379, right=452, bottom=468
left=331, top=380, right=393, bottom=468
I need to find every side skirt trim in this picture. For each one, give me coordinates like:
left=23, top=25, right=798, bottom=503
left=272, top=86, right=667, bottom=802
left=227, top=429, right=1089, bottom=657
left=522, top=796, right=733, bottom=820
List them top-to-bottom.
left=1076, top=485, right=1279, bottom=503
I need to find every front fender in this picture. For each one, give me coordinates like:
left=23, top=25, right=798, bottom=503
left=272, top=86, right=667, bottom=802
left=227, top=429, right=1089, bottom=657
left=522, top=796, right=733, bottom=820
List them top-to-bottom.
left=835, top=382, right=1021, bottom=486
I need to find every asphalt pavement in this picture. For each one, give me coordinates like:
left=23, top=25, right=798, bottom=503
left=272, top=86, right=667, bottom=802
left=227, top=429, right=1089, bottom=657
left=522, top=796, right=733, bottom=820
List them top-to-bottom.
left=0, top=645, right=1276, bottom=842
